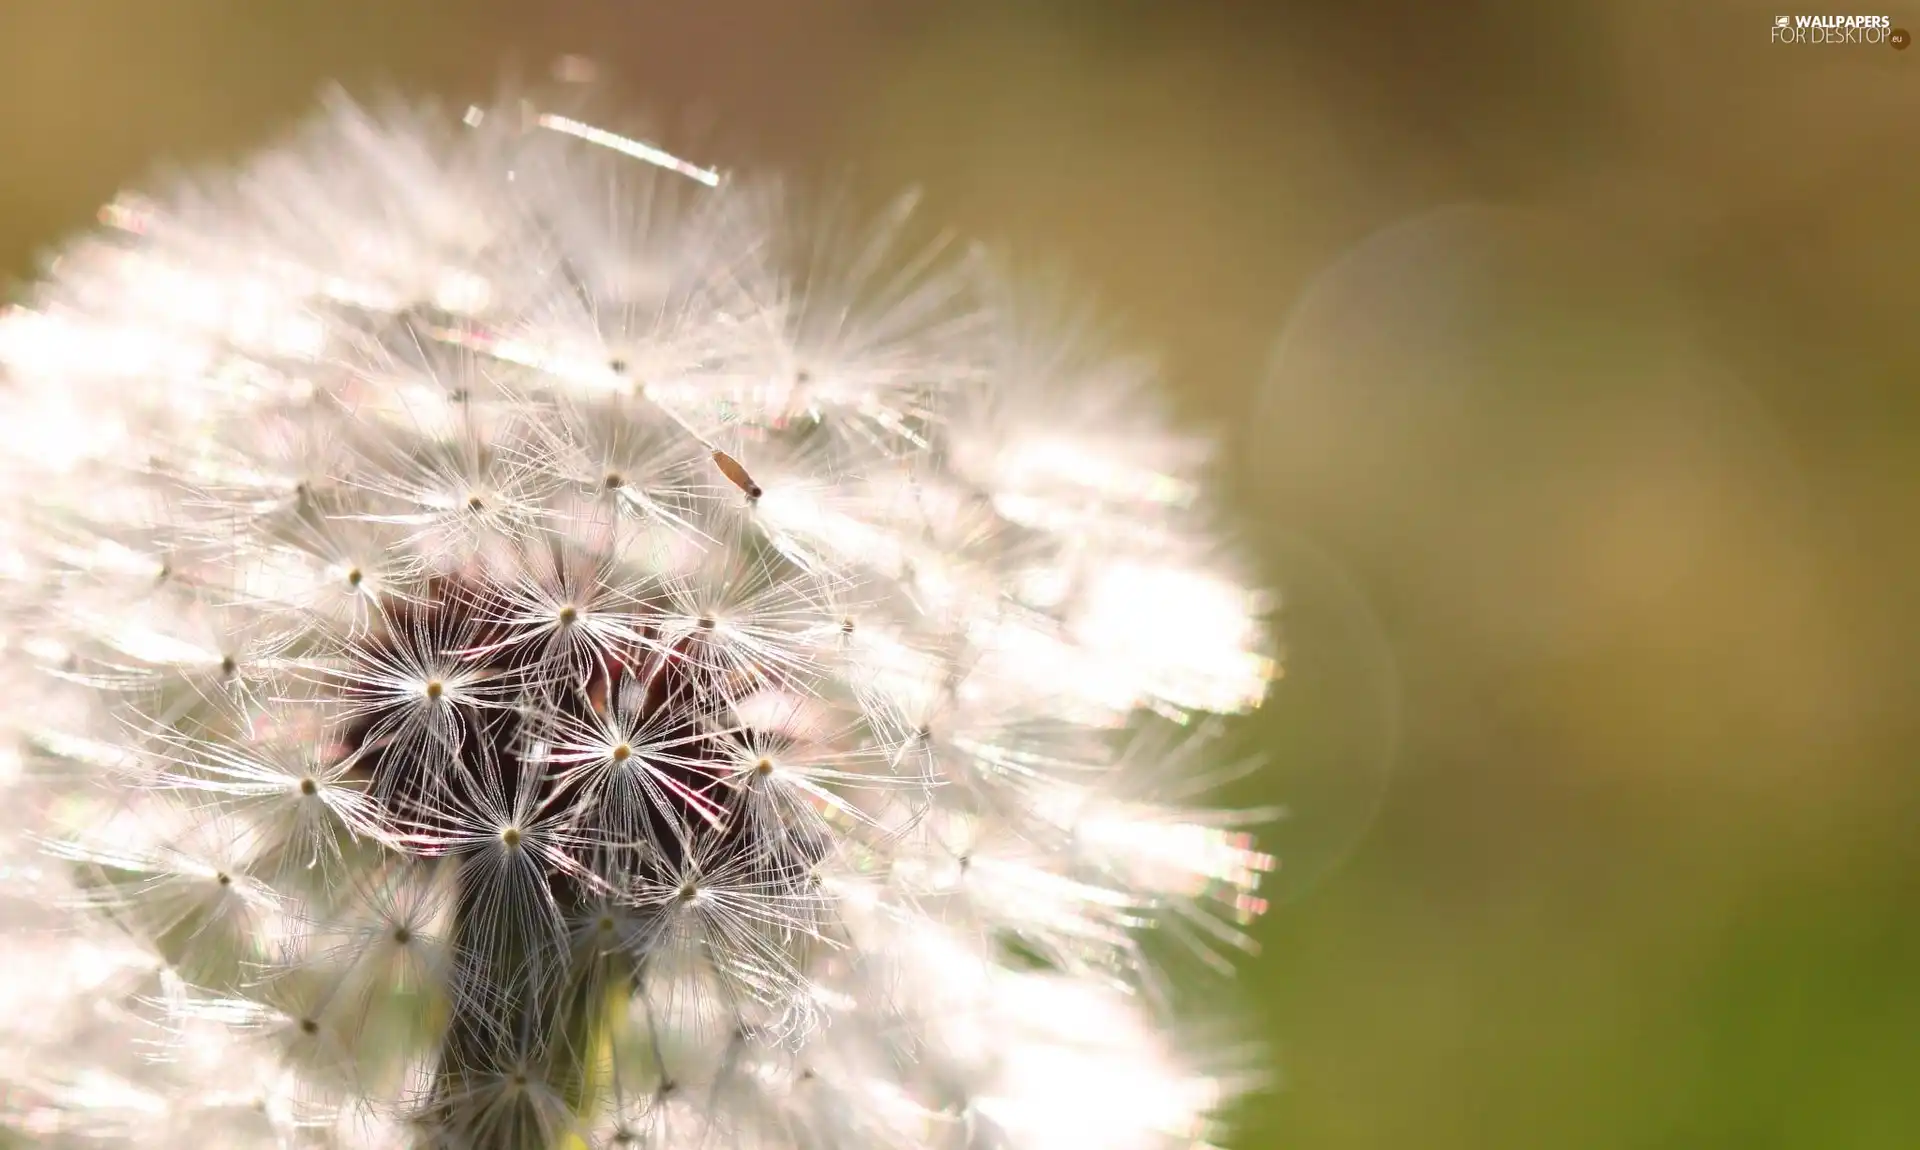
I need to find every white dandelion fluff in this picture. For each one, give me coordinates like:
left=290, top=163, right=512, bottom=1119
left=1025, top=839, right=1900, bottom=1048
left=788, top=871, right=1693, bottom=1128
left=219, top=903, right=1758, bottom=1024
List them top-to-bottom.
left=0, top=83, right=1279, bottom=1150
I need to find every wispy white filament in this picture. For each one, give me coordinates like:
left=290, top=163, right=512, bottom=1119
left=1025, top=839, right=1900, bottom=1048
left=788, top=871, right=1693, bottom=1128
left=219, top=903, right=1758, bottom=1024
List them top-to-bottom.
left=0, top=89, right=1278, bottom=1149
left=530, top=113, right=725, bottom=188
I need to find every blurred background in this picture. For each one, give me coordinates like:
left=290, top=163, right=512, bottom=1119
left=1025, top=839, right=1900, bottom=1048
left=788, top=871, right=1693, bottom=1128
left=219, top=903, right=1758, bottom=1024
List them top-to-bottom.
left=2, top=2, right=1915, bottom=1147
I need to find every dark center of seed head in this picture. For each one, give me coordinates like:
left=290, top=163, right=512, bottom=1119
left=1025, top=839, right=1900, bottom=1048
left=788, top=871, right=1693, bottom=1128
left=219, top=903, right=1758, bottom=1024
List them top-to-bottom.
left=603, top=471, right=624, bottom=490
left=466, top=493, right=486, bottom=512
left=346, top=567, right=364, bottom=587
left=336, top=573, right=834, bottom=915
left=557, top=605, right=578, bottom=626
left=219, top=654, right=238, bottom=676
left=755, top=757, right=774, bottom=776
left=298, top=777, right=318, bottom=796
left=215, top=872, right=232, bottom=887
left=392, top=926, right=412, bottom=945
left=299, top=1018, right=319, bottom=1036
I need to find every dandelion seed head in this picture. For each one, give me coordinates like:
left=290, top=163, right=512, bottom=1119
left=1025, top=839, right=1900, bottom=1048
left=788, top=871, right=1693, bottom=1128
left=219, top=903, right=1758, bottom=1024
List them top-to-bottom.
left=0, top=85, right=1280, bottom=1150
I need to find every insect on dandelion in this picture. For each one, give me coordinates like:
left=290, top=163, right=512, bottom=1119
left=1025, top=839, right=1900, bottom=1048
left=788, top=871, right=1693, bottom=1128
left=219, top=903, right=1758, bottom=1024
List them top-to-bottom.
left=0, top=76, right=1281, bottom=1150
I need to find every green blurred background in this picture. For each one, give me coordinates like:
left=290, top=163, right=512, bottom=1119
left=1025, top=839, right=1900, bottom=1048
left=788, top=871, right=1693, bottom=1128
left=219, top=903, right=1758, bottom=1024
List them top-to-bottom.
left=3, top=2, right=1915, bottom=1147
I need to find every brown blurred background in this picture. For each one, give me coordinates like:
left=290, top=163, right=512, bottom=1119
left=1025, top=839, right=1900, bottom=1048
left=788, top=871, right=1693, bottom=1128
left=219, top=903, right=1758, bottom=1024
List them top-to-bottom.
left=3, top=2, right=1916, bottom=1147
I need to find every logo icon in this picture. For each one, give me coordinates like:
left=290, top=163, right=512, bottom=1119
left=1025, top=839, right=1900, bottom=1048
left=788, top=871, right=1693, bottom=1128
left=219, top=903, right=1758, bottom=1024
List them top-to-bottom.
left=1774, top=15, right=1791, bottom=28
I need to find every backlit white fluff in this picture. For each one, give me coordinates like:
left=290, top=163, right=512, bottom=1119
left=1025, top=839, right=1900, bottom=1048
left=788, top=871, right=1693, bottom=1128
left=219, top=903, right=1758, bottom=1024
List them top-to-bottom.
left=0, top=89, right=1277, bottom=1149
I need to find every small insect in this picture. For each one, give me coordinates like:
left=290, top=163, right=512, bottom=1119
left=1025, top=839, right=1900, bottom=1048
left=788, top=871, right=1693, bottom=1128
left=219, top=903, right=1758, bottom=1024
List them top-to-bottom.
left=711, top=449, right=763, bottom=501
